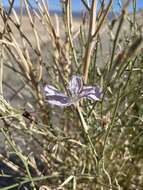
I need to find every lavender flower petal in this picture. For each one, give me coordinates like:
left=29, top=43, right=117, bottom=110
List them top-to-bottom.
left=68, top=75, right=83, bottom=95
left=44, top=85, right=62, bottom=95
left=80, top=86, right=103, bottom=101
left=45, top=94, right=71, bottom=106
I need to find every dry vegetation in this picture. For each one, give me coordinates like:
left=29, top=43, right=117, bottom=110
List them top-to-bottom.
left=0, top=0, right=143, bottom=189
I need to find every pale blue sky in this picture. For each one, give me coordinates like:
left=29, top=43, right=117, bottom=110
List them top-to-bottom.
left=2, top=0, right=143, bottom=12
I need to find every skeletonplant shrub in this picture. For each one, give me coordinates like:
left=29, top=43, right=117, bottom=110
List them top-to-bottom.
left=0, top=0, right=143, bottom=189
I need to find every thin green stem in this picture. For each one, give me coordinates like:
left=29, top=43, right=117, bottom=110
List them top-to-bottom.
left=133, top=0, right=136, bottom=31
left=102, top=89, right=121, bottom=155
left=76, top=106, right=98, bottom=164
left=1, top=128, right=36, bottom=190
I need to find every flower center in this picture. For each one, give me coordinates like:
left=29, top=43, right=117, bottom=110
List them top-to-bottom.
left=70, top=94, right=80, bottom=105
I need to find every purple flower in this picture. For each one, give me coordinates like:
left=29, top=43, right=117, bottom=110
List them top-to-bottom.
left=44, top=75, right=102, bottom=107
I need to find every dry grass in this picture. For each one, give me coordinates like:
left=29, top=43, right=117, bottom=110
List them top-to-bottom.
left=0, top=0, right=143, bottom=189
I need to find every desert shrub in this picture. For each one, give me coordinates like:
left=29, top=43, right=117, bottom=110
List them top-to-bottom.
left=0, top=0, right=143, bottom=189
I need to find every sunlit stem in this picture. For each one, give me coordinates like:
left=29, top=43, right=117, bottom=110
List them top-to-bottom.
left=76, top=104, right=98, bottom=164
